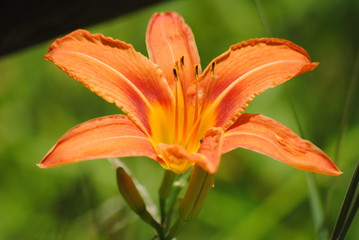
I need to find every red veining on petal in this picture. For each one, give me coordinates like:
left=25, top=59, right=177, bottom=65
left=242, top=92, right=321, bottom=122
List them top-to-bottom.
left=45, top=29, right=175, bottom=137
left=197, top=38, right=319, bottom=131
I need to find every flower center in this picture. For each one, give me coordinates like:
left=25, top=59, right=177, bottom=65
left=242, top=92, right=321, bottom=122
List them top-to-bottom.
left=148, top=57, right=217, bottom=172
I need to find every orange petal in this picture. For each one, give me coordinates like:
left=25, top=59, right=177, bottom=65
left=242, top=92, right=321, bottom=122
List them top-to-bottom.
left=146, top=12, right=201, bottom=90
left=45, top=29, right=174, bottom=136
left=199, top=38, right=318, bottom=130
left=222, top=114, right=342, bottom=176
left=38, top=115, right=157, bottom=168
left=156, top=127, right=224, bottom=174
left=196, top=127, right=224, bottom=174
left=156, top=143, right=201, bottom=174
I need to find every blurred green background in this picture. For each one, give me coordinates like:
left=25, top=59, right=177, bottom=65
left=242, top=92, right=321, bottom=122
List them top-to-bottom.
left=1, top=0, right=358, bottom=239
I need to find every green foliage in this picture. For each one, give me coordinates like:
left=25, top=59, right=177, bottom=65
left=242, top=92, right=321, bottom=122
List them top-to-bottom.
left=0, top=0, right=358, bottom=239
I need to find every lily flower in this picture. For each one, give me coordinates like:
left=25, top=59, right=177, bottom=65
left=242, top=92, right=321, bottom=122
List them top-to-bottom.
left=39, top=11, right=341, bottom=176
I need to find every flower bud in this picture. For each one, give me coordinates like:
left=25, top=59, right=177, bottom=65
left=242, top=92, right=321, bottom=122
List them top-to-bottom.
left=168, top=165, right=214, bottom=238
left=116, top=167, right=160, bottom=231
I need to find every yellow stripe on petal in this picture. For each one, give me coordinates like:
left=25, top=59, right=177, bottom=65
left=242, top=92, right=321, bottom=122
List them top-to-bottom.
left=45, top=29, right=175, bottom=136
left=198, top=38, right=318, bottom=130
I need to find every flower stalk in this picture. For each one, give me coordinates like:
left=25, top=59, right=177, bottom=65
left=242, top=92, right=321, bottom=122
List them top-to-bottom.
left=330, top=160, right=359, bottom=240
left=167, top=165, right=215, bottom=238
left=159, top=170, right=176, bottom=226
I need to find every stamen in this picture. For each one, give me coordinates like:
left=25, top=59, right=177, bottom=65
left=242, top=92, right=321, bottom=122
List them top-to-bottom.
left=177, top=56, right=188, bottom=145
left=180, top=56, right=185, bottom=69
left=186, top=61, right=217, bottom=149
left=202, top=61, right=216, bottom=112
left=208, top=61, right=216, bottom=100
left=211, top=61, right=216, bottom=74
left=183, top=64, right=202, bottom=150
left=194, top=64, right=199, bottom=123
left=195, top=64, right=199, bottom=76
left=173, top=67, right=179, bottom=144
left=173, top=67, right=178, bottom=79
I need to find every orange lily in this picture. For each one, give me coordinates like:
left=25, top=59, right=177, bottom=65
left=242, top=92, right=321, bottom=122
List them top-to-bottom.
left=39, top=11, right=341, bottom=176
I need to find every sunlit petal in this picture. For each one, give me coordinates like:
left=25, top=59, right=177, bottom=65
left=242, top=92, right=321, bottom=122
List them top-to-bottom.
left=146, top=11, right=201, bottom=90
left=45, top=29, right=174, bottom=136
left=199, top=38, right=318, bottom=130
left=222, top=114, right=342, bottom=176
left=39, top=115, right=157, bottom=168
left=196, top=127, right=224, bottom=173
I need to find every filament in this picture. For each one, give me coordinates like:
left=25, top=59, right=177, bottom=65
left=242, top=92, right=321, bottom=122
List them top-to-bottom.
left=180, top=56, right=188, bottom=145
left=186, top=61, right=217, bottom=149
left=194, top=64, right=199, bottom=123
left=173, top=67, right=179, bottom=144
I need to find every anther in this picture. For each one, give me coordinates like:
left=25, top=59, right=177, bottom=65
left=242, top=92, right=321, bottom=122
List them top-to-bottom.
left=180, top=56, right=185, bottom=69
left=211, top=61, right=216, bottom=75
left=194, top=65, right=199, bottom=77
left=173, top=68, right=179, bottom=80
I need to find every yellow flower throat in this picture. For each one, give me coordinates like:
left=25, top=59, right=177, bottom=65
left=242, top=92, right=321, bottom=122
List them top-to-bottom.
left=148, top=57, right=216, bottom=172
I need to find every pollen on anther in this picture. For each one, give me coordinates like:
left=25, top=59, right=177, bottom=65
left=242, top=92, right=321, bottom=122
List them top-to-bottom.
left=180, top=56, right=185, bottom=69
left=211, top=61, right=216, bottom=74
left=195, top=65, right=199, bottom=77
left=173, top=68, right=178, bottom=80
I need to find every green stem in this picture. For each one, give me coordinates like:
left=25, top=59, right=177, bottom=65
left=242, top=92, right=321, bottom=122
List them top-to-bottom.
left=254, top=0, right=272, bottom=36
left=326, top=48, right=359, bottom=240
left=334, top=49, right=359, bottom=163
left=287, top=96, right=329, bottom=239
left=331, top=161, right=359, bottom=240
left=167, top=165, right=214, bottom=239
left=116, top=167, right=164, bottom=239
left=159, top=170, right=176, bottom=227
left=165, top=172, right=190, bottom=231
left=306, top=173, right=329, bottom=239
left=338, top=194, right=359, bottom=240
left=166, top=218, right=187, bottom=240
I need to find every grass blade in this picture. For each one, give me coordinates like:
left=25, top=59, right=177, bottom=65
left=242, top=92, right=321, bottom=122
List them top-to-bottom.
left=254, top=0, right=330, bottom=238
left=334, top=49, right=359, bottom=163
left=288, top=97, right=329, bottom=239
left=330, top=160, right=359, bottom=240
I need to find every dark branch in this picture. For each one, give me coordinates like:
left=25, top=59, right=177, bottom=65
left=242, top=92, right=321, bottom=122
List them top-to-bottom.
left=0, top=0, right=165, bottom=57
